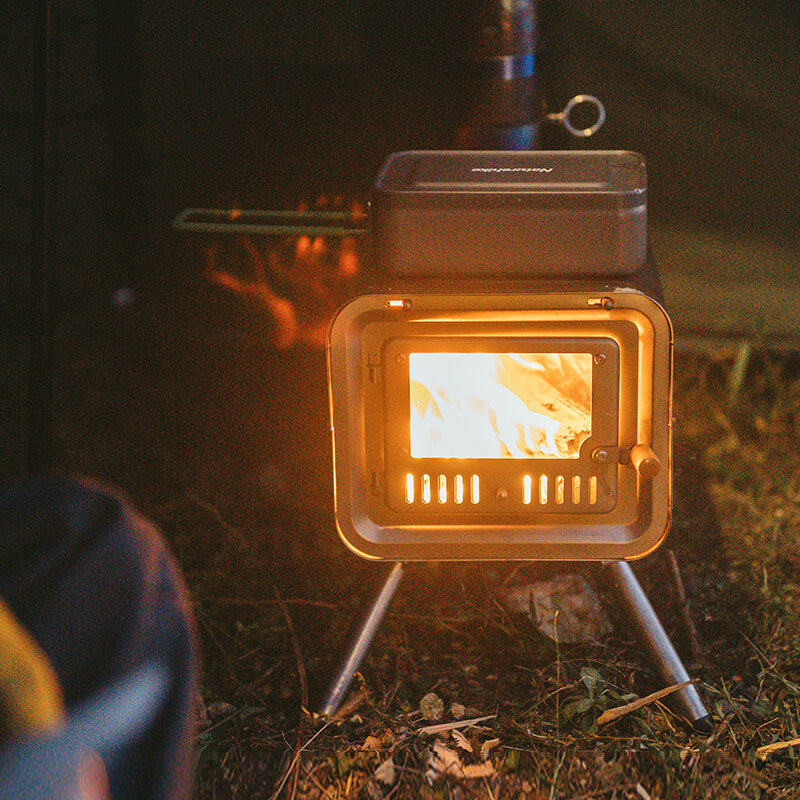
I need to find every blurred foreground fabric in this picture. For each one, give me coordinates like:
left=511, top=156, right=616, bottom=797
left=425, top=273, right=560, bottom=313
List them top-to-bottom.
left=0, top=475, right=198, bottom=799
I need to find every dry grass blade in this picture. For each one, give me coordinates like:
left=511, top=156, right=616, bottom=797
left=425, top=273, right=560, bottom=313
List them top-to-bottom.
left=596, top=680, right=693, bottom=726
left=268, top=720, right=333, bottom=800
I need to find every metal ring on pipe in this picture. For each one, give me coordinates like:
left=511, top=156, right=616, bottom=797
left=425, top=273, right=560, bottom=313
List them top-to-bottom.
left=561, top=94, right=606, bottom=138
left=546, top=95, right=606, bottom=138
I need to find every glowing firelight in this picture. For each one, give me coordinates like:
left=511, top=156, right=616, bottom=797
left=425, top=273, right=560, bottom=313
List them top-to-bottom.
left=204, top=197, right=365, bottom=349
left=409, top=352, right=592, bottom=459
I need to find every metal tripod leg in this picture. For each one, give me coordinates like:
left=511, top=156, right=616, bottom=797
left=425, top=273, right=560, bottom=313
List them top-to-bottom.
left=604, top=561, right=712, bottom=730
left=321, top=562, right=405, bottom=717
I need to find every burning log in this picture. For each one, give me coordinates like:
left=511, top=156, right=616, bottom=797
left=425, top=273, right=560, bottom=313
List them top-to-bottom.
left=408, top=352, right=591, bottom=459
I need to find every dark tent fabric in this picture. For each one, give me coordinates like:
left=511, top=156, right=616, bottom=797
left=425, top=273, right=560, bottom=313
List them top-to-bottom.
left=3, top=1, right=799, bottom=337
left=540, top=1, right=800, bottom=337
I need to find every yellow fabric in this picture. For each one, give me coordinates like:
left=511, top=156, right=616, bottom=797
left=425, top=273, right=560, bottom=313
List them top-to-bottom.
left=0, top=598, right=64, bottom=737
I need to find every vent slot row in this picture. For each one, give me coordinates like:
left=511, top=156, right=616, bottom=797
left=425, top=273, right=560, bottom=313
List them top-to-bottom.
left=404, top=474, right=599, bottom=506
left=405, top=474, right=480, bottom=505
left=522, top=474, right=599, bottom=506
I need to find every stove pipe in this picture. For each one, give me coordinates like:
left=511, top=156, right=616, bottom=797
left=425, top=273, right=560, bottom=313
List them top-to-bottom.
left=454, top=0, right=540, bottom=150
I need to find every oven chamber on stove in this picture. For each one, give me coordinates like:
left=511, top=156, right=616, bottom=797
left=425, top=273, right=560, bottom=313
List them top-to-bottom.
left=327, top=151, right=672, bottom=562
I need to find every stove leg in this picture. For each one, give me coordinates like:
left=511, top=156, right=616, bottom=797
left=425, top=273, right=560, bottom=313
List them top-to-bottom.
left=604, top=561, right=712, bottom=730
left=321, top=562, right=405, bottom=717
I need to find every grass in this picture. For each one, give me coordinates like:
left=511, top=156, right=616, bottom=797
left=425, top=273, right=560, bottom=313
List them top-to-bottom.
left=49, top=283, right=800, bottom=799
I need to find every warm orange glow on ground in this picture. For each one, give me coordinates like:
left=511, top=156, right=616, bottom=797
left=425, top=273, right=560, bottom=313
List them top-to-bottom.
left=409, top=352, right=592, bottom=459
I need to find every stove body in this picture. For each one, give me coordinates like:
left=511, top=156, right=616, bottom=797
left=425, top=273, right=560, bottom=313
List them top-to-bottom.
left=328, top=151, right=672, bottom=561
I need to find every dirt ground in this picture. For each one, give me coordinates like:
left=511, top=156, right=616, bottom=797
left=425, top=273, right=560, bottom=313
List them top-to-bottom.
left=51, top=267, right=800, bottom=799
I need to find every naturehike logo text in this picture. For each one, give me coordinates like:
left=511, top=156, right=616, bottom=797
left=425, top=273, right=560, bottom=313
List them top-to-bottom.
left=471, top=167, right=553, bottom=173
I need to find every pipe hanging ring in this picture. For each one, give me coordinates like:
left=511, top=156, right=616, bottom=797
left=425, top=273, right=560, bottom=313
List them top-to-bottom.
left=546, top=94, right=606, bottom=138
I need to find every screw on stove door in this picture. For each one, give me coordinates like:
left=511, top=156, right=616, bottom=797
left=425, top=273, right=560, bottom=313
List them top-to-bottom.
left=592, top=448, right=609, bottom=463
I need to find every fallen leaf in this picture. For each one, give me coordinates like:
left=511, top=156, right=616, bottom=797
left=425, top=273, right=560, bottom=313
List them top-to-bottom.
left=504, top=574, right=611, bottom=643
left=382, top=729, right=397, bottom=747
left=451, top=729, right=473, bottom=752
left=362, top=735, right=382, bottom=751
left=480, top=738, right=500, bottom=761
left=426, top=741, right=464, bottom=782
left=426, top=741, right=495, bottom=782
left=433, top=741, right=461, bottom=767
left=374, top=756, right=396, bottom=786
left=462, top=761, right=495, bottom=779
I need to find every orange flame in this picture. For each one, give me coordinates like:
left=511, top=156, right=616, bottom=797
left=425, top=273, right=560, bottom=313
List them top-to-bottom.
left=409, top=353, right=592, bottom=459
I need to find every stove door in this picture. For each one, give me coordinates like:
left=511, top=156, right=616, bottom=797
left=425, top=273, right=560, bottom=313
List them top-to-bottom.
left=328, top=289, right=671, bottom=561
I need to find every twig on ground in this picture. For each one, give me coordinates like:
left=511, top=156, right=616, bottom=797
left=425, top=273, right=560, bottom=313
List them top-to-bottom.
left=727, top=340, right=753, bottom=406
left=184, top=490, right=249, bottom=547
left=665, top=549, right=704, bottom=667
left=274, top=588, right=309, bottom=800
left=274, top=590, right=309, bottom=709
left=554, top=610, right=561, bottom=744
left=596, top=680, right=693, bottom=726
left=416, top=715, right=497, bottom=736
left=268, top=720, right=333, bottom=800
left=755, top=737, right=800, bottom=760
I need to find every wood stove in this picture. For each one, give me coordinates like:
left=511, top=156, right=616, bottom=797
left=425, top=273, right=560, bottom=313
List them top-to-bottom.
left=170, top=148, right=709, bottom=728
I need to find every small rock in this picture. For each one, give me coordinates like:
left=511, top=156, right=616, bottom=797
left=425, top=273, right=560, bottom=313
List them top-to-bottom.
left=420, top=692, right=444, bottom=721
left=450, top=702, right=466, bottom=720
